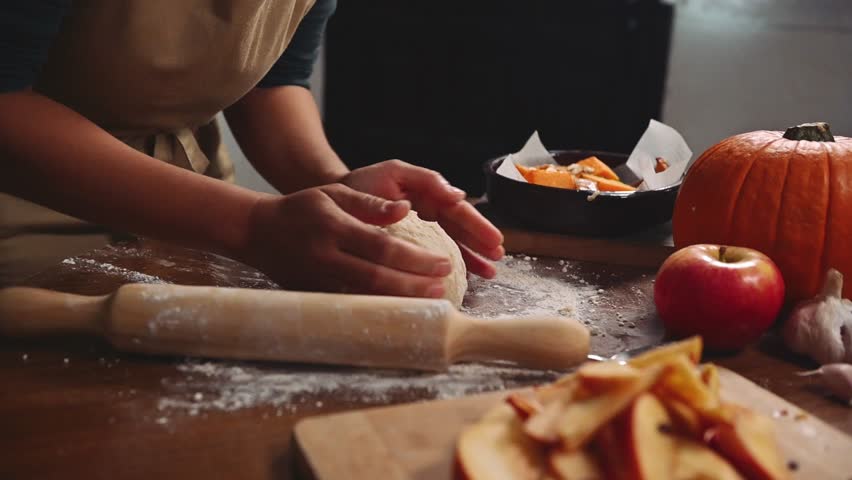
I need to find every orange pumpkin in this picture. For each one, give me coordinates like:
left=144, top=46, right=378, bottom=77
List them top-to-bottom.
left=672, top=122, right=852, bottom=303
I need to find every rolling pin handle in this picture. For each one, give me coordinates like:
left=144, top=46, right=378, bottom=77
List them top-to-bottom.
left=0, top=287, right=107, bottom=336
left=447, top=314, right=590, bottom=370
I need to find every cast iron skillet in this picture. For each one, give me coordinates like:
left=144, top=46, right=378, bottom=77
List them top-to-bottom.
left=483, top=149, right=681, bottom=236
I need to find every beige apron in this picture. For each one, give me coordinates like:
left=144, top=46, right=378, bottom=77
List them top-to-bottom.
left=0, top=0, right=315, bottom=285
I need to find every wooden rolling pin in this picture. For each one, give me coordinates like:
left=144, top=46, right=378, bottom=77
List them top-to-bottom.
left=0, top=284, right=590, bottom=371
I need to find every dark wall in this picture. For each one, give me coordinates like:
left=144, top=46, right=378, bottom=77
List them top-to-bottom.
left=323, top=1, right=674, bottom=196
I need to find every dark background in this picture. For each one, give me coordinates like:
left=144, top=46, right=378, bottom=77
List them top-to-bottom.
left=322, top=0, right=674, bottom=195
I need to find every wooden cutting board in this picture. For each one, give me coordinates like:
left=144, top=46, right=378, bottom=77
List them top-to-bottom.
left=293, top=367, right=852, bottom=480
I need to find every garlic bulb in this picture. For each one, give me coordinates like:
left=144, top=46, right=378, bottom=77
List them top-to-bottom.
left=782, top=268, right=852, bottom=365
left=796, top=364, right=852, bottom=406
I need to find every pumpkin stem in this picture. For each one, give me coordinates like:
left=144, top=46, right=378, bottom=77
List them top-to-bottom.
left=783, top=122, right=835, bottom=142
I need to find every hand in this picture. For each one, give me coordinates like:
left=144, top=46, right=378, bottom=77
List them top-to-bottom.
left=340, top=160, right=504, bottom=278
left=238, top=184, right=454, bottom=297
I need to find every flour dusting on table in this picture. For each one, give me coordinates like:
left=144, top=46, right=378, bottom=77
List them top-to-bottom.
left=464, top=254, right=600, bottom=320
left=61, top=257, right=167, bottom=284
left=157, top=361, right=561, bottom=415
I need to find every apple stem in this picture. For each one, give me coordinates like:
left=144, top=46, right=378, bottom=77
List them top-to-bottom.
left=718, top=246, right=727, bottom=263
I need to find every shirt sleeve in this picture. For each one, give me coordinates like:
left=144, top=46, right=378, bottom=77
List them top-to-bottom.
left=0, top=0, right=72, bottom=93
left=256, top=0, right=337, bottom=89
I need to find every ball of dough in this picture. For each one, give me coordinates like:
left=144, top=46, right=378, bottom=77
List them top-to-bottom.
left=381, top=210, right=468, bottom=307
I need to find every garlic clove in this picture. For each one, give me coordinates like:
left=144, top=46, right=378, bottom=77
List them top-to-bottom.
left=783, top=268, right=852, bottom=365
left=822, top=268, right=845, bottom=298
left=796, top=363, right=852, bottom=406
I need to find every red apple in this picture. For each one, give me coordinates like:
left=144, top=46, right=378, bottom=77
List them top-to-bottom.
left=654, top=244, right=785, bottom=351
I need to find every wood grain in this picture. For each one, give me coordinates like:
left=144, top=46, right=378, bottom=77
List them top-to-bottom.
left=294, top=367, right=852, bottom=480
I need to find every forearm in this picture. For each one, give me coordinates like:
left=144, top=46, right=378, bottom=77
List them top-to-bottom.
left=224, top=85, right=348, bottom=194
left=0, top=90, right=265, bottom=256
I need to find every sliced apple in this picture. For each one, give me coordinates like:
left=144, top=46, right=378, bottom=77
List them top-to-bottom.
left=629, top=337, right=703, bottom=368
left=653, top=355, right=730, bottom=424
left=654, top=355, right=715, bottom=405
left=576, top=361, right=641, bottom=392
left=700, top=363, right=720, bottom=396
left=556, top=364, right=666, bottom=449
left=535, top=377, right=581, bottom=404
left=524, top=378, right=584, bottom=443
left=506, top=391, right=544, bottom=420
left=623, top=393, right=678, bottom=480
left=524, top=396, right=570, bottom=444
left=662, top=397, right=704, bottom=439
left=456, top=404, right=548, bottom=480
left=707, top=405, right=790, bottom=480
left=592, top=421, right=632, bottom=480
left=672, top=436, right=745, bottom=480
left=549, top=447, right=604, bottom=480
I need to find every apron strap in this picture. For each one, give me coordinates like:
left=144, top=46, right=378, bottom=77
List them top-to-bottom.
left=121, top=127, right=212, bottom=175
left=155, top=128, right=212, bottom=174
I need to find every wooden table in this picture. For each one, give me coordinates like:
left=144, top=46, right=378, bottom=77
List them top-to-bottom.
left=1, top=232, right=850, bottom=480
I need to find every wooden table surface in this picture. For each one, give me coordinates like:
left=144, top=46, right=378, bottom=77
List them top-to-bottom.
left=1, top=233, right=850, bottom=480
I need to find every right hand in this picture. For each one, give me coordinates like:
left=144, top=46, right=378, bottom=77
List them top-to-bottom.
left=237, top=184, right=453, bottom=298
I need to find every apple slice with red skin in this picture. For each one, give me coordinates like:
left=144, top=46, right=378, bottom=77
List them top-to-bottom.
left=628, top=336, right=703, bottom=369
left=653, top=355, right=732, bottom=425
left=654, top=355, right=717, bottom=407
left=526, top=361, right=641, bottom=445
left=577, top=361, right=642, bottom=392
left=700, top=363, right=721, bottom=396
left=555, top=364, right=666, bottom=449
left=550, top=370, right=583, bottom=390
left=507, top=377, right=584, bottom=429
left=523, top=378, right=584, bottom=444
left=506, top=391, right=544, bottom=420
left=623, top=393, right=678, bottom=480
left=623, top=393, right=746, bottom=480
left=524, top=395, right=570, bottom=444
left=663, top=397, right=705, bottom=439
left=456, top=404, right=549, bottom=480
left=706, top=406, right=790, bottom=480
left=592, top=421, right=632, bottom=480
left=672, top=436, right=745, bottom=480
left=549, top=447, right=605, bottom=480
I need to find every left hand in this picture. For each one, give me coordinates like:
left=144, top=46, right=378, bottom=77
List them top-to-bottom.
left=340, top=159, right=504, bottom=278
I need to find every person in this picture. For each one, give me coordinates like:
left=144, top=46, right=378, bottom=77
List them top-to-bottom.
left=0, top=0, right=504, bottom=295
